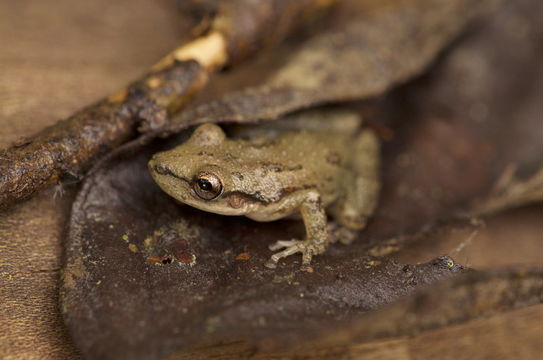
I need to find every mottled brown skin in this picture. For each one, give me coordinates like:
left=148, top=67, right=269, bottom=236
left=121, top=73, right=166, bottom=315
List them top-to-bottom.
left=148, top=110, right=380, bottom=267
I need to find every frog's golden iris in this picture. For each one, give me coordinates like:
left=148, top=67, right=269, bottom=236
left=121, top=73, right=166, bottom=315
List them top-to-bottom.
left=193, top=172, right=223, bottom=200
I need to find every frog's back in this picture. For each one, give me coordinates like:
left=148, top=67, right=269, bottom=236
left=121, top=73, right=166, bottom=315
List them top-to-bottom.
left=225, top=108, right=363, bottom=207
left=232, top=127, right=353, bottom=208
left=276, top=131, right=351, bottom=173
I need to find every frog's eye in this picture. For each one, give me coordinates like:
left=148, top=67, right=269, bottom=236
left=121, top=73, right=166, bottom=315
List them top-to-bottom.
left=193, top=172, right=223, bottom=200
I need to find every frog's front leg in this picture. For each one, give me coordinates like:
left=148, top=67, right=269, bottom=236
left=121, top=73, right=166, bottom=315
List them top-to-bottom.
left=266, top=190, right=328, bottom=268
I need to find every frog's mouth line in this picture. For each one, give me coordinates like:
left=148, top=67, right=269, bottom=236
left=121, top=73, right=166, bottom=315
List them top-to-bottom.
left=151, top=163, right=273, bottom=210
left=152, top=164, right=191, bottom=184
left=151, top=165, right=224, bottom=203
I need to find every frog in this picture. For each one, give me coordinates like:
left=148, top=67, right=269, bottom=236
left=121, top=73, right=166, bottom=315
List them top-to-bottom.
left=148, top=108, right=380, bottom=269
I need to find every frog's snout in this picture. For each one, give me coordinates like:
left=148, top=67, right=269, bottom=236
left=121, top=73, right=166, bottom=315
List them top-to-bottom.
left=148, top=155, right=167, bottom=176
left=153, top=163, right=170, bottom=175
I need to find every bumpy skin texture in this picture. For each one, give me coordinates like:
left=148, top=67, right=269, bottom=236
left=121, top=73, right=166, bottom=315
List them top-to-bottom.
left=148, top=109, right=380, bottom=267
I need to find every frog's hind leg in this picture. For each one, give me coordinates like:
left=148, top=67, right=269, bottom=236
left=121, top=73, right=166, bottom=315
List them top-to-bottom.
left=331, top=129, right=380, bottom=237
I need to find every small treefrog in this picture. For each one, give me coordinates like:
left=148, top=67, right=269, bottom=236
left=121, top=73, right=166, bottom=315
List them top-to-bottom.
left=148, top=109, right=380, bottom=268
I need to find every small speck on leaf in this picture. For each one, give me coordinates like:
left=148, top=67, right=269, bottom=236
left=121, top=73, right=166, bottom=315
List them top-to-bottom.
left=235, top=252, right=250, bottom=260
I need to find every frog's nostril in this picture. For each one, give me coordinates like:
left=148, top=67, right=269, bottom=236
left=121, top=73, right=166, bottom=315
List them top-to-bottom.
left=154, top=164, right=169, bottom=175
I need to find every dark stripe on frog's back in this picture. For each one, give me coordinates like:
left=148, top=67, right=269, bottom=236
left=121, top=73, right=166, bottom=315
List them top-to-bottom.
left=247, top=131, right=348, bottom=200
left=273, top=132, right=350, bottom=176
left=197, top=150, right=240, bottom=162
left=258, top=162, right=303, bottom=173
left=223, top=184, right=316, bottom=207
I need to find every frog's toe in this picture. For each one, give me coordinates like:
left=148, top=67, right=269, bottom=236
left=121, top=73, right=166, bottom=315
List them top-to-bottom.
left=268, top=239, right=300, bottom=251
left=268, top=240, right=325, bottom=267
left=270, top=242, right=304, bottom=263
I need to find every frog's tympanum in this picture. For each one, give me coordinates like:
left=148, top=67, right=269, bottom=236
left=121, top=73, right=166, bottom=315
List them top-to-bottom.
left=148, top=110, right=380, bottom=268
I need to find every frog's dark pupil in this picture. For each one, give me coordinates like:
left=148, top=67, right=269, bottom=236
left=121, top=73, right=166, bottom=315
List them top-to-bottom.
left=198, top=179, right=212, bottom=191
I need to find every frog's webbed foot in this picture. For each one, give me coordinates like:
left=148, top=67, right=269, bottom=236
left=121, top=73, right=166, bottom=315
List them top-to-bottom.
left=265, top=239, right=326, bottom=269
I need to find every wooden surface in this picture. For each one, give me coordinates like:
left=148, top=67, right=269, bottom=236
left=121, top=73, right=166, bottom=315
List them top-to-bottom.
left=0, top=1, right=190, bottom=358
left=1, top=1, right=543, bottom=359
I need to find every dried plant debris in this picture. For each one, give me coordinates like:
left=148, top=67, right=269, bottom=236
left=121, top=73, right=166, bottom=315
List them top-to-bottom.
left=60, top=0, right=543, bottom=359
left=170, top=0, right=499, bottom=132
left=393, top=0, right=543, bottom=222
left=473, top=165, right=543, bottom=216
left=172, top=266, right=543, bottom=358
left=307, top=266, right=543, bottom=351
